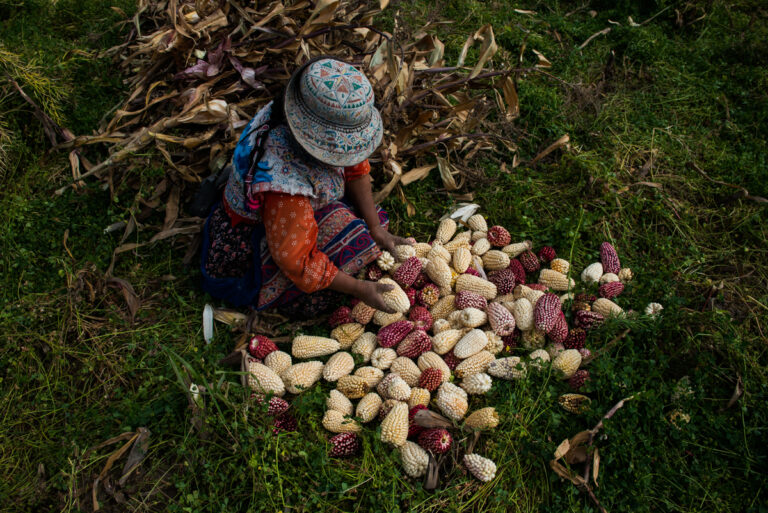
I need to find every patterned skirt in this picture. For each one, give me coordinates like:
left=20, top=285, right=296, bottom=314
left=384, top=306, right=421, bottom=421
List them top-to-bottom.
left=201, top=200, right=387, bottom=315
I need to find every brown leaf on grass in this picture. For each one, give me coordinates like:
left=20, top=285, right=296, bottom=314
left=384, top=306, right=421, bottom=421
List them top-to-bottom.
left=532, top=49, right=552, bottom=68
left=495, top=76, right=519, bottom=121
left=528, top=134, right=570, bottom=167
left=437, top=156, right=459, bottom=190
left=400, top=164, right=434, bottom=185
left=106, top=277, right=140, bottom=323
left=723, top=374, right=744, bottom=411
left=413, top=409, right=452, bottom=428
left=119, top=427, right=151, bottom=486
left=592, top=447, right=600, bottom=487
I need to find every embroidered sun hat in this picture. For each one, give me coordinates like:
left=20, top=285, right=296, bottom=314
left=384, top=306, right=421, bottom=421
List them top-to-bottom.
left=284, top=58, right=383, bottom=167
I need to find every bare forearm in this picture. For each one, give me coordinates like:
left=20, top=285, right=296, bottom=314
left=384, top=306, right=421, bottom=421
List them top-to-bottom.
left=346, top=175, right=382, bottom=230
left=328, top=271, right=364, bottom=297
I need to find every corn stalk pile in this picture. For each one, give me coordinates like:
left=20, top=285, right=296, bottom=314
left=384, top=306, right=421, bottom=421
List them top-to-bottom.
left=56, top=0, right=527, bottom=262
left=231, top=208, right=661, bottom=498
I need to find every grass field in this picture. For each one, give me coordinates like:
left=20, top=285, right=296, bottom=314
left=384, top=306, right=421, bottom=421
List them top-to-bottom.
left=1, top=0, right=767, bottom=511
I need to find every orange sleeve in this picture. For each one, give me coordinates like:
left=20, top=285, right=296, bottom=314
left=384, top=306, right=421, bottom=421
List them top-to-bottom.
left=343, top=159, right=371, bottom=182
left=262, top=193, right=339, bottom=293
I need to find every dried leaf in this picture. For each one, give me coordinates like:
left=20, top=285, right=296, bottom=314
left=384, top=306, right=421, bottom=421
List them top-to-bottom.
left=470, top=25, right=497, bottom=79
left=532, top=49, right=552, bottom=68
left=528, top=134, right=570, bottom=167
left=436, top=156, right=459, bottom=190
left=400, top=164, right=434, bottom=185
left=106, top=277, right=140, bottom=323
left=724, top=375, right=744, bottom=410
left=413, top=409, right=452, bottom=428
left=119, top=427, right=151, bottom=485
left=554, top=438, right=570, bottom=460
left=592, top=447, right=600, bottom=487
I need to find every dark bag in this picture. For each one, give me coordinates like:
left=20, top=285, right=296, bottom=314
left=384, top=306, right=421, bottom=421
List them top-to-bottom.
left=188, top=165, right=232, bottom=218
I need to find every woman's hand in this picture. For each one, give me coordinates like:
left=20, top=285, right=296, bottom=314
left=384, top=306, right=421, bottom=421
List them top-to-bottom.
left=370, top=225, right=413, bottom=254
left=356, top=280, right=397, bottom=313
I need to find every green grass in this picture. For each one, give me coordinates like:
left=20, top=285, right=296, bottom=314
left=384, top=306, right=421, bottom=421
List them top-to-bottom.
left=1, top=0, right=767, bottom=512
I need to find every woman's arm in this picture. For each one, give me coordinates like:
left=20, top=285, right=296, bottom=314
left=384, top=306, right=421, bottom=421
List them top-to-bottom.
left=345, top=172, right=412, bottom=253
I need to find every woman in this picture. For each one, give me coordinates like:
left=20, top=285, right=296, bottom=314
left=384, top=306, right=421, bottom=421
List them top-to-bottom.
left=201, top=57, right=409, bottom=316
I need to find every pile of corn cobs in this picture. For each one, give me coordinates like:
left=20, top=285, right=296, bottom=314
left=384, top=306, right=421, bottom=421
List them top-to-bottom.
left=244, top=212, right=638, bottom=483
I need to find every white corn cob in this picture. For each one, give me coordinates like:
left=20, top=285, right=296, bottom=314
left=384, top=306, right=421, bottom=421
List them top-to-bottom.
left=467, top=214, right=488, bottom=232
left=436, top=218, right=457, bottom=244
left=471, top=230, right=487, bottom=242
left=444, top=238, right=471, bottom=255
left=471, top=238, right=491, bottom=256
left=501, top=241, right=532, bottom=258
left=414, top=242, right=432, bottom=258
left=427, top=243, right=451, bottom=263
left=394, top=244, right=416, bottom=262
left=452, top=247, right=472, bottom=273
left=482, top=250, right=510, bottom=271
left=377, top=251, right=395, bottom=271
left=425, top=258, right=453, bottom=288
left=581, top=262, right=603, bottom=284
left=538, top=269, right=575, bottom=291
left=599, top=272, right=620, bottom=284
left=455, top=274, right=497, bottom=300
left=378, top=278, right=411, bottom=314
left=430, top=295, right=457, bottom=320
left=592, top=297, right=623, bottom=317
left=511, top=298, right=534, bottom=331
left=350, top=301, right=376, bottom=324
left=459, top=307, right=487, bottom=328
left=373, top=310, right=404, bottom=327
left=447, top=310, right=464, bottom=329
left=432, top=318, right=451, bottom=334
left=331, top=323, right=365, bottom=349
left=431, top=329, right=462, bottom=355
left=454, top=329, right=489, bottom=359
left=484, top=331, right=504, bottom=355
left=351, top=332, right=377, bottom=362
left=292, top=335, right=339, bottom=359
left=371, top=347, right=397, bottom=370
left=528, top=349, right=550, bottom=370
left=552, top=349, right=582, bottom=378
left=264, top=350, right=292, bottom=377
left=455, top=350, right=494, bottom=378
left=323, top=352, right=355, bottom=382
left=390, top=356, right=422, bottom=387
left=488, top=356, right=527, bottom=380
left=247, top=360, right=286, bottom=397
left=282, top=361, right=324, bottom=394
left=354, top=366, right=385, bottom=388
left=460, top=372, right=492, bottom=395
left=376, top=373, right=398, bottom=399
left=337, top=375, right=370, bottom=399
left=387, top=376, right=412, bottom=401
left=436, top=382, right=468, bottom=420
left=326, top=389, right=354, bottom=416
left=356, top=392, right=383, bottom=423
left=380, top=402, right=409, bottom=446
left=464, top=407, right=500, bottom=430
left=322, top=409, right=361, bottom=433
left=400, top=441, right=429, bottom=478
left=464, top=454, right=497, bottom=482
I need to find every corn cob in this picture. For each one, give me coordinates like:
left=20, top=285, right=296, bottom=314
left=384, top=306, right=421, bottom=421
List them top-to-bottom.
left=467, top=214, right=488, bottom=232
left=436, top=218, right=457, bottom=244
left=471, top=230, right=487, bottom=242
left=444, top=237, right=471, bottom=255
left=471, top=237, right=491, bottom=256
left=501, top=240, right=532, bottom=258
left=414, top=242, right=432, bottom=258
left=427, top=242, right=451, bottom=263
left=599, top=242, right=621, bottom=274
left=394, top=244, right=417, bottom=262
left=453, top=247, right=472, bottom=274
left=482, top=250, right=510, bottom=271
left=377, top=251, right=395, bottom=271
left=425, top=257, right=453, bottom=288
left=550, top=258, right=570, bottom=275
left=581, top=262, right=603, bottom=284
left=618, top=267, right=633, bottom=283
left=538, top=268, right=574, bottom=291
left=599, top=272, right=620, bottom=284
left=456, top=274, right=497, bottom=300
left=377, top=278, right=411, bottom=314
left=455, top=290, right=488, bottom=310
left=534, top=293, right=562, bottom=332
left=430, top=294, right=457, bottom=320
left=592, top=297, right=623, bottom=317
left=511, top=298, right=534, bottom=331
left=350, top=301, right=376, bottom=324
left=487, top=302, right=516, bottom=336
left=459, top=307, right=487, bottom=328
left=373, top=310, right=404, bottom=327
left=447, top=310, right=464, bottom=329
left=548, top=312, right=569, bottom=344
left=432, top=318, right=451, bottom=334
left=378, top=320, right=415, bottom=348
left=331, top=323, right=365, bottom=350
left=431, top=328, right=462, bottom=355
left=521, top=328, right=546, bottom=349
left=397, top=329, right=432, bottom=358
left=454, top=329, right=489, bottom=359
left=484, top=331, right=504, bottom=355
left=351, top=332, right=377, bottom=362
left=292, top=335, right=340, bottom=359
left=547, top=342, right=566, bottom=360
left=371, top=347, right=397, bottom=370
left=552, top=349, right=582, bottom=379
left=264, top=350, right=292, bottom=377
left=455, top=350, right=494, bottom=378
left=322, top=352, right=354, bottom=382
left=417, top=352, right=451, bottom=382
left=391, top=356, right=422, bottom=387
left=488, top=356, right=527, bottom=380
left=247, top=360, right=286, bottom=397
left=282, top=361, right=325, bottom=394
left=353, top=366, right=384, bottom=388
left=460, top=372, right=492, bottom=395
left=376, top=373, right=398, bottom=399
left=336, top=375, right=370, bottom=399
left=387, top=376, right=412, bottom=401
left=436, top=382, right=469, bottom=420
left=408, top=387, right=431, bottom=408
left=327, top=389, right=354, bottom=416
left=352, top=392, right=380, bottom=424
left=559, top=393, right=591, bottom=414
left=381, top=401, right=409, bottom=446
left=464, top=407, right=500, bottom=430
left=322, top=409, right=361, bottom=433
left=400, top=441, right=430, bottom=478
left=464, top=454, right=497, bottom=482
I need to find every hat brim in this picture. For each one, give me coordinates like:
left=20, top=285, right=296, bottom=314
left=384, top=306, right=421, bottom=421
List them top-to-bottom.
left=284, top=66, right=383, bottom=168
